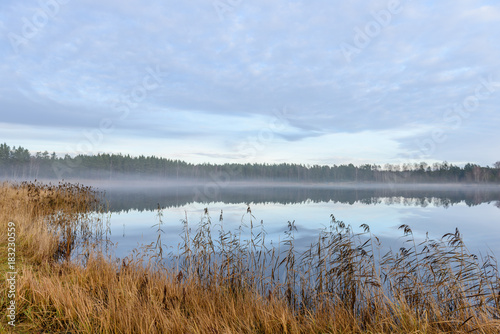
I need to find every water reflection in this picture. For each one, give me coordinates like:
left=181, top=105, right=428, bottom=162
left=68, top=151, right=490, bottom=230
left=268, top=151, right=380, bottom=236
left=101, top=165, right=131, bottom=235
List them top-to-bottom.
left=93, top=184, right=500, bottom=261
left=98, top=184, right=500, bottom=212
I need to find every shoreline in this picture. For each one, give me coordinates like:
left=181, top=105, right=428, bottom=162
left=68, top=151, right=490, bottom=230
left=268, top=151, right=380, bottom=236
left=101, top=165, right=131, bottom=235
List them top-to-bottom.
left=2, top=180, right=500, bottom=333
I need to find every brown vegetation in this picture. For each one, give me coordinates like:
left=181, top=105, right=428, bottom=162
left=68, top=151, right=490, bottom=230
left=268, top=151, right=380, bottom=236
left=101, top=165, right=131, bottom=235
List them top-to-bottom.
left=1, top=181, right=500, bottom=333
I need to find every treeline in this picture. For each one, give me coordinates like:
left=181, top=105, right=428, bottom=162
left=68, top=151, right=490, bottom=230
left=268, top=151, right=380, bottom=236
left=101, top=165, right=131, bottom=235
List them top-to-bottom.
left=1, top=143, right=500, bottom=183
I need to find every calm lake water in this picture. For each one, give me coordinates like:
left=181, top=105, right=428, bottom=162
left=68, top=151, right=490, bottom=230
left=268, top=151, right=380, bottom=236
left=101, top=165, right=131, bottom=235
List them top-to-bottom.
left=93, top=183, right=500, bottom=260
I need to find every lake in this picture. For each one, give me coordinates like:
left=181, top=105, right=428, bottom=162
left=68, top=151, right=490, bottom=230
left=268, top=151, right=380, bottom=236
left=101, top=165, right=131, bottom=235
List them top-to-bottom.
left=91, top=182, right=500, bottom=260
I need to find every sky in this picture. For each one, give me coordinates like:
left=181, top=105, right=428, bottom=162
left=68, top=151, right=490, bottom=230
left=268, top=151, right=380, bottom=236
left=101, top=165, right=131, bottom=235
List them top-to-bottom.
left=1, top=0, right=499, bottom=166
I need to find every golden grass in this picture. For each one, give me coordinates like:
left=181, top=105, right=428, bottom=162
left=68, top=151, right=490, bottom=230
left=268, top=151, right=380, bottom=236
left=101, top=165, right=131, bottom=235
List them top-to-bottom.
left=1, top=181, right=499, bottom=333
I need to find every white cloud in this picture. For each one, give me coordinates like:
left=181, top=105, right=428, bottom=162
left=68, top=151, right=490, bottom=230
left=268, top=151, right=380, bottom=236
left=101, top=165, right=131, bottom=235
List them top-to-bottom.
left=0, top=0, right=499, bottom=165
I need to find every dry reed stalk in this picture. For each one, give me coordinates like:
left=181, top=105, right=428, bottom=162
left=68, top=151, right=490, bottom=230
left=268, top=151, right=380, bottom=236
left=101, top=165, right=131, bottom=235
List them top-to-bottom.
left=1, top=181, right=500, bottom=333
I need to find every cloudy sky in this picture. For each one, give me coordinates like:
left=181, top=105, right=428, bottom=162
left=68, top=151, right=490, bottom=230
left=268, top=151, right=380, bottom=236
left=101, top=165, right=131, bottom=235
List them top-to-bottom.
left=1, top=0, right=499, bottom=166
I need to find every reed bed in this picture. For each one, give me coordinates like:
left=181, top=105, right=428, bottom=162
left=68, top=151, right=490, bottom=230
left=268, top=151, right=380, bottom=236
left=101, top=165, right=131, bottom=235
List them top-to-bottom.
left=1, top=181, right=500, bottom=333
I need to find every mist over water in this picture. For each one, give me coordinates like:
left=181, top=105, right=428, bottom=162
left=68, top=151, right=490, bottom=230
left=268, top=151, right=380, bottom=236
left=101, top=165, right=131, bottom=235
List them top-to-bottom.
left=30, top=178, right=496, bottom=211
left=70, top=179, right=500, bottom=261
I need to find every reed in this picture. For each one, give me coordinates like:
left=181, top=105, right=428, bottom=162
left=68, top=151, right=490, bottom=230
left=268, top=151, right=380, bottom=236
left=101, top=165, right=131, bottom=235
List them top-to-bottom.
left=1, top=181, right=499, bottom=333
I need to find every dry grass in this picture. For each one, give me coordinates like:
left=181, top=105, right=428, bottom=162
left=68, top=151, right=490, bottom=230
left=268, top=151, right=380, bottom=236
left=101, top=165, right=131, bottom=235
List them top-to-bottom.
left=1, top=181, right=500, bottom=333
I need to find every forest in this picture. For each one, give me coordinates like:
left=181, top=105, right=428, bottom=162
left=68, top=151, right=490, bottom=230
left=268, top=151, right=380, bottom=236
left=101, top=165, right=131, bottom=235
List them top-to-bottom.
left=1, top=143, right=500, bottom=183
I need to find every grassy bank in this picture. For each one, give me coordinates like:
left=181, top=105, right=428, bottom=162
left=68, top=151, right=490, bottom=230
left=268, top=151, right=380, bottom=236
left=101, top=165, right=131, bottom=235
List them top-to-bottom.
left=1, top=181, right=500, bottom=333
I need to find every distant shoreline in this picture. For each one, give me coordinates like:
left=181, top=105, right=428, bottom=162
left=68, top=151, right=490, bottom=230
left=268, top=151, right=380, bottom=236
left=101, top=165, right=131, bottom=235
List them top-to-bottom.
left=3, top=177, right=500, bottom=191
